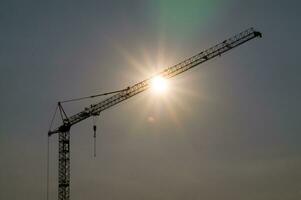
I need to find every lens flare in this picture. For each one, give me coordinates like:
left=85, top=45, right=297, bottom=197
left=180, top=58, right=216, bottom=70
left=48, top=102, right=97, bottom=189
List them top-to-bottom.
left=150, top=76, right=168, bottom=94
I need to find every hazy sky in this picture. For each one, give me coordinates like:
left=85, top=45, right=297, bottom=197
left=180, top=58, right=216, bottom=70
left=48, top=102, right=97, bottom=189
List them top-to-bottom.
left=1, top=0, right=300, bottom=200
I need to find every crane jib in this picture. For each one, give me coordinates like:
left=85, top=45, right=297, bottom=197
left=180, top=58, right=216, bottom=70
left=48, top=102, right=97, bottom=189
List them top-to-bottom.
left=48, top=28, right=262, bottom=136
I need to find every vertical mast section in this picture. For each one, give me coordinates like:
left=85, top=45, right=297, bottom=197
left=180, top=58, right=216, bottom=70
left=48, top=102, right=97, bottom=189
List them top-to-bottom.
left=57, top=103, right=71, bottom=200
left=58, top=131, right=70, bottom=200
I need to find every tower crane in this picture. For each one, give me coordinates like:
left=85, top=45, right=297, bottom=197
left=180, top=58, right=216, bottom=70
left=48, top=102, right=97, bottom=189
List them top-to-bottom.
left=48, top=28, right=262, bottom=200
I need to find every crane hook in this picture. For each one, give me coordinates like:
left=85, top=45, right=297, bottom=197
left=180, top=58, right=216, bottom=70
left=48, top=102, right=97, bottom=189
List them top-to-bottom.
left=92, top=116, right=97, bottom=158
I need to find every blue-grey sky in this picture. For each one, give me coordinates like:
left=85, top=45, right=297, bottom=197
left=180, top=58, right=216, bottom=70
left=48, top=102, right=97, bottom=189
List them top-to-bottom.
left=1, top=0, right=300, bottom=200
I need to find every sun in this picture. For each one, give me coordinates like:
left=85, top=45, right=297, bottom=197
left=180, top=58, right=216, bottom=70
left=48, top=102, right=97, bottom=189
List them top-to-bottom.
left=150, top=75, right=168, bottom=94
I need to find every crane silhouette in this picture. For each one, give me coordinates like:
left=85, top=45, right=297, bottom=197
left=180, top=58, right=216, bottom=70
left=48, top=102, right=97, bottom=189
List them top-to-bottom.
left=48, top=28, right=262, bottom=200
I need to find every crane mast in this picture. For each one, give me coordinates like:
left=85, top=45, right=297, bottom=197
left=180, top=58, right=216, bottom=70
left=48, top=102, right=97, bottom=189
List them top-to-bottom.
left=48, top=27, right=262, bottom=200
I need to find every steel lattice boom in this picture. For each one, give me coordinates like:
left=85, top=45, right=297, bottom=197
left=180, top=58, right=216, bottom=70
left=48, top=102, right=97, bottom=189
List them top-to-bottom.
left=48, top=27, right=262, bottom=200
left=49, top=28, right=261, bottom=135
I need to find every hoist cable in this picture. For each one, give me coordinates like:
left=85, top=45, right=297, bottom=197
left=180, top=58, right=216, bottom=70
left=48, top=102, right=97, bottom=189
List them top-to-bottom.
left=47, top=105, right=58, bottom=200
